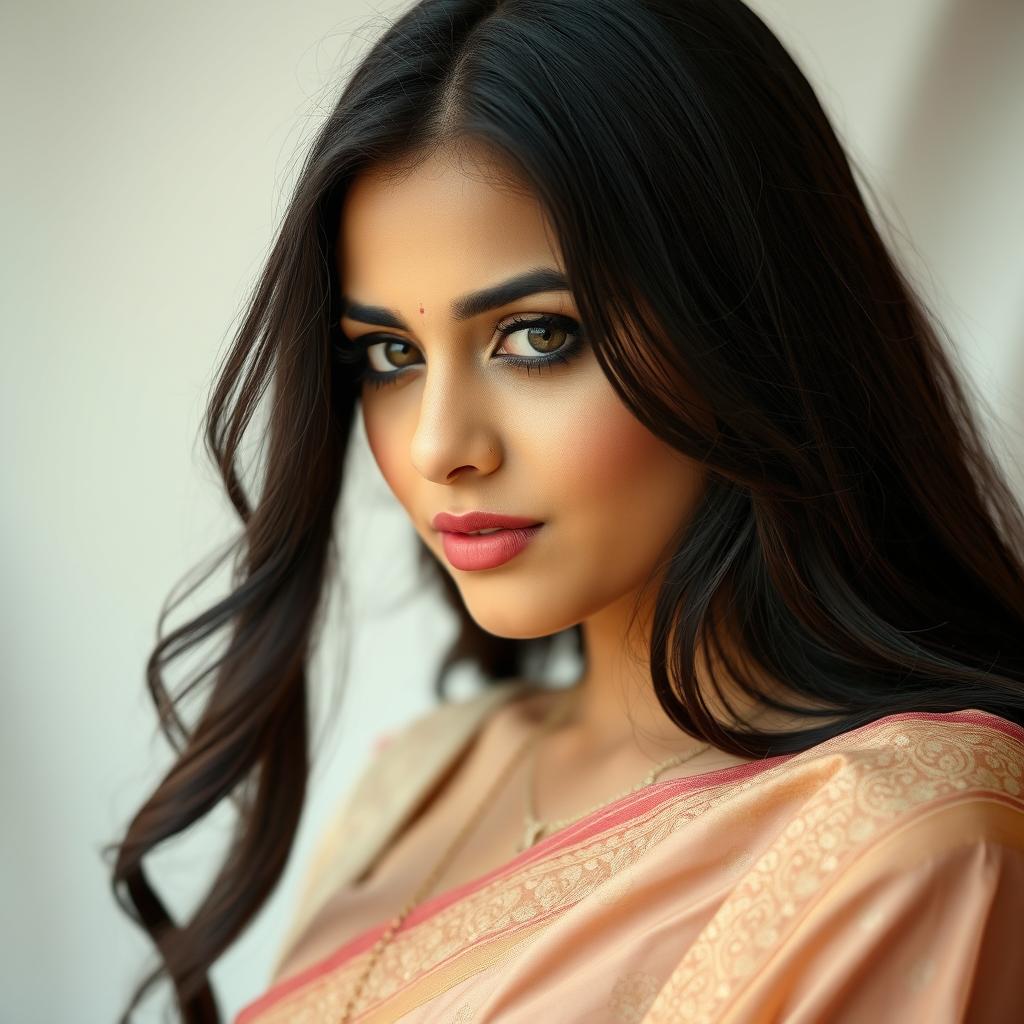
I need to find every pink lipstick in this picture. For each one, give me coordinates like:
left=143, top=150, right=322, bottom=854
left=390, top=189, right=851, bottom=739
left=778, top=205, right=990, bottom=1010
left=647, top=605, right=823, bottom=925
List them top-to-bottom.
left=432, top=511, right=544, bottom=571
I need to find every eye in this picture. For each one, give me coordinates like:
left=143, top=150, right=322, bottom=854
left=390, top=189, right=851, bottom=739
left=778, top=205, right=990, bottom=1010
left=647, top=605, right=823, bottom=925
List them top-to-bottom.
left=349, top=313, right=587, bottom=390
left=497, top=313, right=578, bottom=362
left=363, top=338, right=421, bottom=374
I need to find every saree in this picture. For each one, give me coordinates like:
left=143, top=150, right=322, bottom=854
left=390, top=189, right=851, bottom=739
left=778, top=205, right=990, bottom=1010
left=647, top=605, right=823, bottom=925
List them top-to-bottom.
left=235, top=679, right=1024, bottom=1022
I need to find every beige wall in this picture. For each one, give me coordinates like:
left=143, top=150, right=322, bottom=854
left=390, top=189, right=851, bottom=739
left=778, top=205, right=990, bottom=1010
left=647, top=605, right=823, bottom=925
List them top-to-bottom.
left=2, top=1, right=1021, bottom=1019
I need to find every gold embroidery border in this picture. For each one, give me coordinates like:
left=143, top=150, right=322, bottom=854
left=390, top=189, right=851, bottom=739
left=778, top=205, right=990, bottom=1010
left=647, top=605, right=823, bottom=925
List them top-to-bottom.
left=247, top=712, right=1022, bottom=1023
left=640, top=713, right=1024, bottom=1023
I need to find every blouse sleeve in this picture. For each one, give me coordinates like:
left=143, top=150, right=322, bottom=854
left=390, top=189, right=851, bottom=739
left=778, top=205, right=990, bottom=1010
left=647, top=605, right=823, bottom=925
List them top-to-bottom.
left=267, top=728, right=401, bottom=983
left=718, top=797, right=1024, bottom=1022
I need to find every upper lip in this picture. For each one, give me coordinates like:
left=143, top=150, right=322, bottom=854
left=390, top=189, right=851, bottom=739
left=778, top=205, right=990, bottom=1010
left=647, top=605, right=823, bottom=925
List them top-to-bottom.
left=431, top=510, right=544, bottom=534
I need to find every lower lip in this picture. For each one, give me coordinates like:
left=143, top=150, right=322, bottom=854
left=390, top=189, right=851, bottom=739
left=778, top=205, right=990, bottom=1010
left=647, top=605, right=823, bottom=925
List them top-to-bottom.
left=440, top=525, right=544, bottom=570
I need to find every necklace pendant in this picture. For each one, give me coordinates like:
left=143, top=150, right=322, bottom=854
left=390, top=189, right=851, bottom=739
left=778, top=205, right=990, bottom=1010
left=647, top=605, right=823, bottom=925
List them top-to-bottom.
left=521, top=818, right=545, bottom=851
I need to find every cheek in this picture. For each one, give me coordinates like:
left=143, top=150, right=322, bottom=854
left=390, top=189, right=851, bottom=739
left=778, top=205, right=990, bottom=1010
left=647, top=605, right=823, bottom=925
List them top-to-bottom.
left=556, top=384, right=705, bottom=565
left=569, top=387, right=702, bottom=511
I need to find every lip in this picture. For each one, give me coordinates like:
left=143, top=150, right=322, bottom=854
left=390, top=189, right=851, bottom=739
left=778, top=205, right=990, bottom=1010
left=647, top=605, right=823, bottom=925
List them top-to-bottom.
left=431, top=510, right=544, bottom=534
left=439, top=523, right=544, bottom=571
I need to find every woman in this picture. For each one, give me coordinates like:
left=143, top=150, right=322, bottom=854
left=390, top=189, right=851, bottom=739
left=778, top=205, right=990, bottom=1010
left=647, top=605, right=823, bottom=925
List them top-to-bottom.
left=107, top=1, right=1024, bottom=1021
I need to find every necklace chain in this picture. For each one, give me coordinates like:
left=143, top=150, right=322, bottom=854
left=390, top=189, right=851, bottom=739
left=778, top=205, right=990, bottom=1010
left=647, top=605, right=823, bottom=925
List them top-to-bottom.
left=336, top=687, right=711, bottom=1022
left=518, top=688, right=711, bottom=852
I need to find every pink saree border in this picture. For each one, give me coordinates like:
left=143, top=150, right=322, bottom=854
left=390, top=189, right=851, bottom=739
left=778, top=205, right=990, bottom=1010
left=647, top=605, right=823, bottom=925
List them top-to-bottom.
left=235, top=707, right=1022, bottom=1023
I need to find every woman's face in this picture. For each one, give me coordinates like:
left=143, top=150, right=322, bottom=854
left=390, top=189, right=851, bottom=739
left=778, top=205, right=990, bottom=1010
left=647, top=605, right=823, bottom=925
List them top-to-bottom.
left=336, top=145, right=705, bottom=640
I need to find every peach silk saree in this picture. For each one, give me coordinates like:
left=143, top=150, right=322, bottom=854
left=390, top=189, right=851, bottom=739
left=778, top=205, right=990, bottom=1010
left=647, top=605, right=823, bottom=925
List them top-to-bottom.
left=235, top=679, right=1024, bottom=1023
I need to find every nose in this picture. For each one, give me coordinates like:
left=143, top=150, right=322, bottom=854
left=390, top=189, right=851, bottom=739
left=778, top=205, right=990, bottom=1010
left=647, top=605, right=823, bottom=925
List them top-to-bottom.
left=409, top=366, right=502, bottom=484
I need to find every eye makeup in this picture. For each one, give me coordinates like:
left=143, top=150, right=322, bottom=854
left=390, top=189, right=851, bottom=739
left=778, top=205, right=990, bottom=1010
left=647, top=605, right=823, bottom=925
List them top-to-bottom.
left=344, top=312, right=588, bottom=391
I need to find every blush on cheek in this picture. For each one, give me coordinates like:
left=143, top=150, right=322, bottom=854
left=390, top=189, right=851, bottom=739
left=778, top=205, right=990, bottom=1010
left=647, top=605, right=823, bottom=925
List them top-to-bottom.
left=568, top=389, right=704, bottom=526
left=583, top=392, right=671, bottom=479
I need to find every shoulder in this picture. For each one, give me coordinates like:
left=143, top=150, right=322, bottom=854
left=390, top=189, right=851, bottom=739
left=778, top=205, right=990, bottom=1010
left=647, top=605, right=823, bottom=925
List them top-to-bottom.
left=367, top=675, right=536, bottom=764
left=322, top=676, right=536, bottom=834
left=268, top=677, right=533, bottom=980
left=316, top=677, right=534, bottom=838
left=700, top=707, right=1024, bottom=946
left=808, top=707, right=1022, bottom=833
left=703, top=708, right=1024, bottom=966
left=761, top=708, right=1024, bottom=872
left=653, top=710, right=1024, bottom=1021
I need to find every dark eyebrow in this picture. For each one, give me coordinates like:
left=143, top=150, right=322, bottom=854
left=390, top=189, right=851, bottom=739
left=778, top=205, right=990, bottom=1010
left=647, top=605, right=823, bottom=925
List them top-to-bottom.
left=340, top=266, right=570, bottom=330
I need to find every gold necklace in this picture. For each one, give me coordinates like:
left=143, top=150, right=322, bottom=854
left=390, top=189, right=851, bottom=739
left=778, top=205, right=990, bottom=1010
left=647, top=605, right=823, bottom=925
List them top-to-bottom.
left=336, top=688, right=711, bottom=1023
left=517, top=688, right=711, bottom=852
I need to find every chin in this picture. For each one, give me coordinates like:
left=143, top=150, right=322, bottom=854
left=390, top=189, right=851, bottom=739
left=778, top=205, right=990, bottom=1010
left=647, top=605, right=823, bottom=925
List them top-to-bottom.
left=450, top=596, right=560, bottom=641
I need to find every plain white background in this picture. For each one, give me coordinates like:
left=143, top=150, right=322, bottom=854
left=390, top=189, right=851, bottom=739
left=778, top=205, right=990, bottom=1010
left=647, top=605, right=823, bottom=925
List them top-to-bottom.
left=3, top=1, right=1022, bottom=1020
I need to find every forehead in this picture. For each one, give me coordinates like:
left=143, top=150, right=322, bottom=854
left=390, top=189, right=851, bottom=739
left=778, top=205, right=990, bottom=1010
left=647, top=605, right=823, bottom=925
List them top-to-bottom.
left=335, top=148, right=565, bottom=298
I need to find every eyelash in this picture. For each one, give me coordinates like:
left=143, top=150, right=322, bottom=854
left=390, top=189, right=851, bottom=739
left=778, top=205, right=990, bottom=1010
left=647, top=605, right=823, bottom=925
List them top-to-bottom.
left=347, top=313, right=587, bottom=391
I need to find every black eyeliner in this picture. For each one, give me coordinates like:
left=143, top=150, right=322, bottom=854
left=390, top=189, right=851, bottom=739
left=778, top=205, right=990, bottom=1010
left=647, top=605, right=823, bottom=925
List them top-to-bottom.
left=351, top=313, right=587, bottom=390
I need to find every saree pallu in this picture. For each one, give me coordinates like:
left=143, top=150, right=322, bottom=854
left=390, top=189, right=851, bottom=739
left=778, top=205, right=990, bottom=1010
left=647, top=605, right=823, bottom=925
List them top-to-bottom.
left=236, top=683, right=1024, bottom=1023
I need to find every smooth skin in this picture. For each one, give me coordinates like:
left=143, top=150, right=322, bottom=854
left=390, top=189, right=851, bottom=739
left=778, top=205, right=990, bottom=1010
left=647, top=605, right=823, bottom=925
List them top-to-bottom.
left=336, top=140, right=780, bottom=811
left=269, top=143, right=833, bottom=986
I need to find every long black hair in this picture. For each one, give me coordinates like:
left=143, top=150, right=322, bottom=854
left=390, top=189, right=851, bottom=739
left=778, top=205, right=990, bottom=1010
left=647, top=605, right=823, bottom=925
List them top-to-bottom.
left=106, top=1, right=1024, bottom=1019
